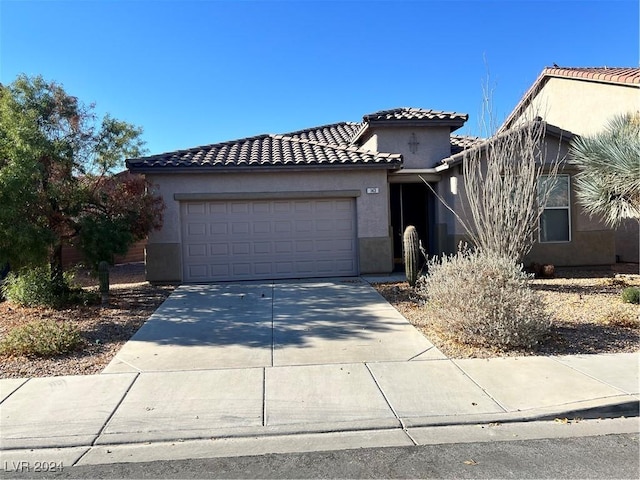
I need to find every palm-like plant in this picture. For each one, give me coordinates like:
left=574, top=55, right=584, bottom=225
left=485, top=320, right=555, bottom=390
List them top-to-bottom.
left=570, top=112, right=640, bottom=227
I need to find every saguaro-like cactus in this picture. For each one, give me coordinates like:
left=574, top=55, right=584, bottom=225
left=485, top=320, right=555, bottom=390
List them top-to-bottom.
left=403, top=225, right=420, bottom=287
left=98, top=261, right=110, bottom=306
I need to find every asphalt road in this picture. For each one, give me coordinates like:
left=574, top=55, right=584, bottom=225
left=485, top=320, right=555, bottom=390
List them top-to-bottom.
left=2, top=433, right=638, bottom=479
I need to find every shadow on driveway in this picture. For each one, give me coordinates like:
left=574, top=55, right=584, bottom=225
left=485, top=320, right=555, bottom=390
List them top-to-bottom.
left=102, top=278, right=440, bottom=372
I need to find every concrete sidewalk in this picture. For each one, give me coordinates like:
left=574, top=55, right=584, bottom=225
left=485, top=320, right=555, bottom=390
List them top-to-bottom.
left=0, top=277, right=638, bottom=467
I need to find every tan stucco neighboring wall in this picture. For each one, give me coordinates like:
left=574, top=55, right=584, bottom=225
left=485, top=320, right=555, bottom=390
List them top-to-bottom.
left=514, top=77, right=640, bottom=136
left=146, top=169, right=394, bottom=281
left=615, top=219, right=640, bottom=263
left=525, top=230, right=615, bottom=266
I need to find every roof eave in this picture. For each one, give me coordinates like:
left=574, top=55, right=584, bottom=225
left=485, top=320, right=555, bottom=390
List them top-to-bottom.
left=366, top=118, right=467, bottom=131
left=440, top=121, right=575, bottom=168
left=127, top=162, right=403, bottom=175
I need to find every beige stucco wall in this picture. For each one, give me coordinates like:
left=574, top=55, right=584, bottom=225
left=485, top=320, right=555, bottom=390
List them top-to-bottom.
left=515, top=77, right=640, bottom=136
left=361, top=127, right=452, bottom=168
left=145, top=169, right=394, bottom=282
left=615, top=218, right=640, bottom=263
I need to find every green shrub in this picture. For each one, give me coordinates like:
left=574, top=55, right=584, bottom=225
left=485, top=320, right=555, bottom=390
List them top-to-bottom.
left=417, top=247, right=551, bottom=349
left=1, top=266, right=98, bottom=308
left=621, top=287, right=640, bottom=304
left=0, top=319, right=83, bottom=357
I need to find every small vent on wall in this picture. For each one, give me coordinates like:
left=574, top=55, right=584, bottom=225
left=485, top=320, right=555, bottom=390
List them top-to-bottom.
left=408, top=133, right=419, bottom=154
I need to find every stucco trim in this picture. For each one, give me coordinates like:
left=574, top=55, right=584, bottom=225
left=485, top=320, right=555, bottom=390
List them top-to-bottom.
left=130, top=164, right=402, bottom=174
left=389, top=170, right=441, bottom=183
left=174, top=190, right=362, bottom=201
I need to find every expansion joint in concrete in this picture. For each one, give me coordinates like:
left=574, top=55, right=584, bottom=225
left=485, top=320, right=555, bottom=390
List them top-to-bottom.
left=450, top=359, right=509, bottom=413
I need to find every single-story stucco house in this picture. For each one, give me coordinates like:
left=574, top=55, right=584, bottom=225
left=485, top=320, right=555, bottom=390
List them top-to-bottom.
left=127, top=66, right=639, bottom=283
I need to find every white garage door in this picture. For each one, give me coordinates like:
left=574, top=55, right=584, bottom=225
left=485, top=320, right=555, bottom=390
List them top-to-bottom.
left=181, top=198, right=358, bottom=282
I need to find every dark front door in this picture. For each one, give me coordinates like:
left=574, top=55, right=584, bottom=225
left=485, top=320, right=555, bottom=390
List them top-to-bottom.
left=390, top=183, right=434, bottom=271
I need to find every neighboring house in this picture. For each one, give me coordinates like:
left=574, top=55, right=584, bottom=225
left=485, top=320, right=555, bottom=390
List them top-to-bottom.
left=500, top=66, right=640, bottom=263
left=127, top=67, right=639, bottom=283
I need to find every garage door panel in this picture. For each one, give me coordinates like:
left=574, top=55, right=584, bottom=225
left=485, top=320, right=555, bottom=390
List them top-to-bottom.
left=182, top=198, right=358, bottom=282
left=335, top=199, right=352, bottom=210
left=294, top=201, right=312, bottom=213
left=231, top=202, right=250, bottom=214
left=252, top=202, right=271, bottom=214
left=187, top=203, right=206, bottom=215
left=335, top=219, right=354, bottom=231
left=295, top=220, right=313, bottom=233
left=253, top=221, right=271, bottom=234
left=274, top=221, right=292, bottom=233
left=231, top=222, right=250, bottom=234
left=187, top=223, right=207, bottom=236
left=210, top=223, right=228, bottom=235
left=295, top=240, right=313, bottom=253
left=275, top=241, right=293, bottom=254
left=232, top=242, right=251, bottom=255
left=253, top=242, right=271, bottom=254
left=210, top=243, right=229, bottom=255
left=188, top=244, right=207, bottom=256
left=336, top=259, right=357, bottom=272
left=232, top=263, right=252, bottom=276
left=254, top=263, right=273, bottom=275
left=188, top=264, right=208, bottom=278
left=211, top=264, right=230, bottom=276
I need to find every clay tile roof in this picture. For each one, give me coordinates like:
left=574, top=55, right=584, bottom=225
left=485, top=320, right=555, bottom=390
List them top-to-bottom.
left=543, top=67, right=640, bottom=85
left=363, top=107, right=468, bottom=123
left=284, top=121, right=365, bottom=147
left=126, top=133, right=402, bottom=172
left=450, top=134, right=484, bottom=155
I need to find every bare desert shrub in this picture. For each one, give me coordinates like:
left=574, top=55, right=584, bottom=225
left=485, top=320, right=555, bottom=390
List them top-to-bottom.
left=417, top=247, right=551, bottom=349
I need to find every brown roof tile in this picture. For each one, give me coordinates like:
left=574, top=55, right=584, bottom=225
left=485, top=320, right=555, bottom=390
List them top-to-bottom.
left=544, top=67, right=640, bottom=85
left=127, top=107, right=470, bottom=172
left=363, top=107, right=468, bottom=123
left=284, top=121, right=364, bottom=146
left=127, top=133, right=402, bottom=172
left=450, top=134, right=483, bottom=155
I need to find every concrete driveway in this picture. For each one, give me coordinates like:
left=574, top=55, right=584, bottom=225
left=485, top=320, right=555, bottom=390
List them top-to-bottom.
left=103, top=277, right=444, bottom=373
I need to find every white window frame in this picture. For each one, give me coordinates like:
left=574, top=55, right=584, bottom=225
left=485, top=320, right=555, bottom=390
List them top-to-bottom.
left=538, top=174, right=571, bottom=243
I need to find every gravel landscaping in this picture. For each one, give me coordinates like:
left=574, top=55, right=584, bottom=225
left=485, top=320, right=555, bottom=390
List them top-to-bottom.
left=0, top=263, right=638, bottom=378
left=0, top=263, right=174, bottom=378
left=373, top=264, right=640, bottom=358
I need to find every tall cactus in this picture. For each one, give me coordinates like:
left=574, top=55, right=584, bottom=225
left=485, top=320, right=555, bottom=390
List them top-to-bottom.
left=403, top=225, right=420, bottom=287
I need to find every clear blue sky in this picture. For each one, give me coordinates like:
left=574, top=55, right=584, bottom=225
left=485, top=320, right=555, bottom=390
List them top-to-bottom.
left=1, top=0, right=638, bottom=160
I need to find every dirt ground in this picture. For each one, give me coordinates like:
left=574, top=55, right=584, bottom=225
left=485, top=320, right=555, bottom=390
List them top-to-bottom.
left=0, top=263, right=638, bottom=378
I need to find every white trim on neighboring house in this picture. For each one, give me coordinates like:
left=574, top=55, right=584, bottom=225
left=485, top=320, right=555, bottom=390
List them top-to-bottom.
left=538, top=174, right=571, bottom=244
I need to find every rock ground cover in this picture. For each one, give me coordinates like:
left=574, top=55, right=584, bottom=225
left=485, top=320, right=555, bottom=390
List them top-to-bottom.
left=0, top=263, right=637, bottom=378
left=0, top=263, right=174, bottom=378
left=374, top=265, right=639, bottom=359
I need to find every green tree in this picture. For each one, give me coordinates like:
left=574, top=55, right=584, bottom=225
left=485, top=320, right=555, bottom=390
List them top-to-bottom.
left=0, top=74, right=164, bottom=285
left=569, top=112, right=640, bottom=227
